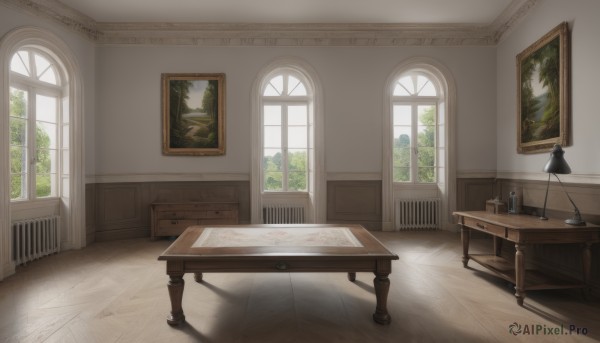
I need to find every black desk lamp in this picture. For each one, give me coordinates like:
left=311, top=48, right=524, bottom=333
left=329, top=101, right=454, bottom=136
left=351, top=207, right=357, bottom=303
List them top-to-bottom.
left=540, top=144, right=585, bottom=225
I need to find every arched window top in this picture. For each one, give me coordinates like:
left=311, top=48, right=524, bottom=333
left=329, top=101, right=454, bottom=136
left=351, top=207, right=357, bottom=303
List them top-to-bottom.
left=10, top=49, right=60, bottom=86
left=263, top=70, right=309, bottom=97
left=393, top=72, right=437, bottom=97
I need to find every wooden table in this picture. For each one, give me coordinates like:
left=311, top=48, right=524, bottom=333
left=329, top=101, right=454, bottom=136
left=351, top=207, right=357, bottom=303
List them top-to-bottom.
left=455, top=211, right=600, bottom=305
left=158, top=224, right=399, bottom=325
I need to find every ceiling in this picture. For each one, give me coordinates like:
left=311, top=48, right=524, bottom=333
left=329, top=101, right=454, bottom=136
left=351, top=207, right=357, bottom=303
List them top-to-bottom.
left=58, top=0, right=513, bottom=25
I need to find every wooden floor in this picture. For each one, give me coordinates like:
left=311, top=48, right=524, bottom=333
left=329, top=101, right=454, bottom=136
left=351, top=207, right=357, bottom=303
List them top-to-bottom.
left=1, top=231, right=599, bottom=343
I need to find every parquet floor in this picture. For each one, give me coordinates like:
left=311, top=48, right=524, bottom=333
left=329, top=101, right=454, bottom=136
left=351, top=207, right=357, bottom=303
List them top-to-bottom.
left=1, top=231, right=599, bottom=342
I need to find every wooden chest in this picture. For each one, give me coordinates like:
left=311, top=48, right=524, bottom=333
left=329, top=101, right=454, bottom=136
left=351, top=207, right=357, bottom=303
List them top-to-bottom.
left=150, top=202, right=239, bottom=240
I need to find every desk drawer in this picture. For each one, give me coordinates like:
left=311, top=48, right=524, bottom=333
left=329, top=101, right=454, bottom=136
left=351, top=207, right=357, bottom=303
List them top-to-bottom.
left=463, top=217, right=506, bottom=237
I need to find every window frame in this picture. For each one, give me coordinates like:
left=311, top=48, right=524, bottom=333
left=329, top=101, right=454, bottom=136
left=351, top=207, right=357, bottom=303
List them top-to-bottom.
left=9, top=48, right=64, bottom=202
left=382, top=58, right=457, bottom=231
left=260, top=70, right=312, bottom=194
left=390, top=94, right=440, bottom=187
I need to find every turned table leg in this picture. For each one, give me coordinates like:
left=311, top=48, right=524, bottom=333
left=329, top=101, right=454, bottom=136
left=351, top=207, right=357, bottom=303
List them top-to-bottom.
left=461, top=226, right=470, bottom=267
left=514, top=243, right=526, bottom=306
left=194, top=272, right=203, bottom=283
left=347, top=272, right=356, bottom=282
left=372, top=273, right=392, bottom=325
left=166, top=274, right=186, bottom=325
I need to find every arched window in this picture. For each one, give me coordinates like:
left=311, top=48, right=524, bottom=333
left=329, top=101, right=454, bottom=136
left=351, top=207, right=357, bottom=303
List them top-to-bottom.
left=1, top=27, right=85, bottom=280
left=9, top=48, right=66, bottom=201
left=383, top=58, right=456, bottom=231
left=251, top=59, right=324, bottom=224
left=262, top=71, right=310, bottom=192
left=392, top=72, right=439, bottom=184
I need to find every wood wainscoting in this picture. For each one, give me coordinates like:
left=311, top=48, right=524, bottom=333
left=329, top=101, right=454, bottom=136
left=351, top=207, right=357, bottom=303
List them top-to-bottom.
left=326, top=180, right=382, bottom=230
left=86, top=181, right=250, bottom=241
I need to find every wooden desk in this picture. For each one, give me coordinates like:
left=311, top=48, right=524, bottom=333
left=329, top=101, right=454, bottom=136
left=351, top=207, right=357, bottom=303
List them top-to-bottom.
left=454, top=211, right=600, bottom=305
left=158, top=224, right=399, bottom=325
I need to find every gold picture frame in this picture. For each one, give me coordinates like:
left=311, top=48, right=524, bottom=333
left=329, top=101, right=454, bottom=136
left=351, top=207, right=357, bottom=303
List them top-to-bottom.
left=516, top=22, right=570, bottom=154
left=162, top=73, right=225, bottom=155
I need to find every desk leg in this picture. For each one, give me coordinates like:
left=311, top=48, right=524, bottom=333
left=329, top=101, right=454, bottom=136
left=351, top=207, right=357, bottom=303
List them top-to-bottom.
left=461, top=226, right=470, bottom=267
left=494, top=237, right=503, bottom=256
left=582, top=242, right=592, bottom=299
left=514, top=244, right=526, bottom=306
left=347, top=272, right=356, bottom=282
left=373, top=273, right=391, bottom=325
left=166, top=274, right=186, bottom=325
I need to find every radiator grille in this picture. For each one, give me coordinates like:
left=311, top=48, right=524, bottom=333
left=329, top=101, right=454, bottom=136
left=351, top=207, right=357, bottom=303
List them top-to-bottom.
left=394, top=199, right=440, bottom=230
left=263, top=204, right=305, bottom=224
left=12, top=216, right=60, bottom=265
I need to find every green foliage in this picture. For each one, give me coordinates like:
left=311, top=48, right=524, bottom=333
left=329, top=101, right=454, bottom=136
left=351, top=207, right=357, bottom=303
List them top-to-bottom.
left=9, top=88, right=54, bottom=199
left=393, top=106, right=436, bottom=183
left=263, top=150, right=307, bottom=191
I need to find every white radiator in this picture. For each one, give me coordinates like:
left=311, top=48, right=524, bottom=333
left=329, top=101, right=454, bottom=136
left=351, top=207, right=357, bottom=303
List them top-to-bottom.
left=395, top=199, right=440, bottom=230
left=263, top=204, right=305, bottom=224
left=12, top=216, right=60, bottom=265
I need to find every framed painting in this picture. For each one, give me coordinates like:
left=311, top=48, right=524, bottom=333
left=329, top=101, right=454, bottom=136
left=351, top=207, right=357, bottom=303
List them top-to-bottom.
left=516, top=22, right=570, bottom=154
left=162, top=73, right=225, bottom=155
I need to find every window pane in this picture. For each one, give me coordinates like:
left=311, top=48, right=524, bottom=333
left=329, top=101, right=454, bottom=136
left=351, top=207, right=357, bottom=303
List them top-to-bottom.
left=10, top=51, right=30, bottom=76
left=35, top=54, right=58, bottom=85
left=264, top=75, right=283, bottom=96
left=288, top=76, right=307, bottom=96
left=395, top=76, right=414, bottom=96
left=419, top=80, right=437, bottom=96
left=10, top=88, right=28, bottom=118
left=36, top=94, right=57, bottom=123
left=264, top=105, right=281, bottom=125
left=288, top=105, right=307, bottom=125
left=393, top=105, right=411, bottom=125
left=417, top=105, right=435, bottom=126
left=10, top=118, right=27, bottom=146
left=36, top=122, right=57, bottom=149
left=264, top=126, right=281, bottom=148
left=288, top=126, right=307, bottom=148
left=393, top=127, right=411, bottom=148
left=10, top=146, right=27, bottom=174
left=417, top=147, right=435, bottom=167
left=36, top=149, right=57, bottom=174
left=62, top=149, right=70, bottom=175
left=263, top=149, right=282, bottom=171
left=288, top=149, right=307, bottom=171
left=393, top=167, right=410, bottom=182
left=418, top=167, right=436, bottom=183
left=264, top=171, right=283, bottom=191
left=288, top=171, right=307, bottom=191
left=11, top=174, right=26, bottom=200
left=36, top=174, right=54, bottom=197
left=62, top=176, right=70, bottom=198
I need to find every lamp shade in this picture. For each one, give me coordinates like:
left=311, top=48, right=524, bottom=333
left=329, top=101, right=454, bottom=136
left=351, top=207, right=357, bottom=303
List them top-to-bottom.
left=543, top=144, right=571, bottom=175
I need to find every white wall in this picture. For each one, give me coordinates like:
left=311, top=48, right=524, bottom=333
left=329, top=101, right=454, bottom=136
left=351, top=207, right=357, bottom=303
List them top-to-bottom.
left=496, top=0, right=600, bottom=182
left=95, top=45, right=497, bottom=179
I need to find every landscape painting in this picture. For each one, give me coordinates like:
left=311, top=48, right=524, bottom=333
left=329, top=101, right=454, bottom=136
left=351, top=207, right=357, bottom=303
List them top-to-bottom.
left=516, top=22, right=569, bottom=154
left=162, top=73, right=225, bottom=155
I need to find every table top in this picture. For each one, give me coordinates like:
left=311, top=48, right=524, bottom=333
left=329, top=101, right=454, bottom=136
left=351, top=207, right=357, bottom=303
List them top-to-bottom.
left=454, top=211, right=600, bottom=231
left=158, top=224, right=399, bottom=261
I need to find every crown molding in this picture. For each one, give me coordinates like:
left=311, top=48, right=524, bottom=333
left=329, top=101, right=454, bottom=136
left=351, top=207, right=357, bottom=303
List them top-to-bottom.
left=1, top=0, right=100, bottom=39
left=2, top=0, right=538, bottom=47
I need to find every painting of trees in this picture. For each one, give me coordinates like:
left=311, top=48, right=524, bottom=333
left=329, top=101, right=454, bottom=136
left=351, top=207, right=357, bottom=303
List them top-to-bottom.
left=517, top=22, right=569, bottom=153
left=162, top=74, right=225, bottom=155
